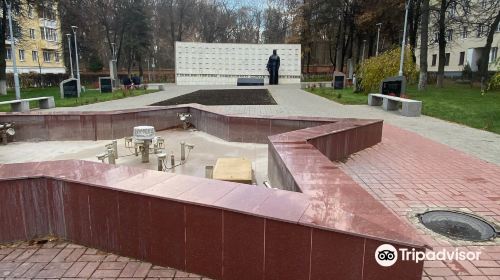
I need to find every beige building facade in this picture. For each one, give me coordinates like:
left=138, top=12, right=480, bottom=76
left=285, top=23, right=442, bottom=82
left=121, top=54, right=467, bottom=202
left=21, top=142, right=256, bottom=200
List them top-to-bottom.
left=416, top=0, right=499, bottom=76
left=5, top=1, right=65, bottom=74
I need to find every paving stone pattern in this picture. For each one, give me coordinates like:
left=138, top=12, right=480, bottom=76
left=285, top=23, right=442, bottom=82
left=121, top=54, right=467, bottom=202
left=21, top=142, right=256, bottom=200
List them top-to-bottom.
left=0, top=240, right=212, bottom=279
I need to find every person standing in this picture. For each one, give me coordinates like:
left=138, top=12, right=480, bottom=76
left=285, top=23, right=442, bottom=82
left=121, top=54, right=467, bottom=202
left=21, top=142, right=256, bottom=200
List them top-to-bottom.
left=267, top=50, right=280, bottom=85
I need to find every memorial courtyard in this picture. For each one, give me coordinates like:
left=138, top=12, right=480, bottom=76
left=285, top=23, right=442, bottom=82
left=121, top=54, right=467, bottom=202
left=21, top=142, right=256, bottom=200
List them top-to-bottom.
left=1, top=0, right=499, bottom=277
left=0, top=84, right=499, bottom=280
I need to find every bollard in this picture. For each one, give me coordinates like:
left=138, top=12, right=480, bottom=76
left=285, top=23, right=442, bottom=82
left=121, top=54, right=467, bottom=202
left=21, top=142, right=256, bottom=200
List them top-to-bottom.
left=112, top=140, right=118, bottom=159
left=142, top=140, right=150, bottom=163
left=180, top=141, right=186, bottom=161
left=107, top=148, right=115, bottom=164
left=170, top=152, right=175, bottom=168
left=157, top=153, right=166, bottom=171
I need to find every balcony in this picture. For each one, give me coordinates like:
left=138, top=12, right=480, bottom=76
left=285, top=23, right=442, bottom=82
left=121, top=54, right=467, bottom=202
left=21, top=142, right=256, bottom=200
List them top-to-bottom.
left=39, top=18, right=57, bottom=28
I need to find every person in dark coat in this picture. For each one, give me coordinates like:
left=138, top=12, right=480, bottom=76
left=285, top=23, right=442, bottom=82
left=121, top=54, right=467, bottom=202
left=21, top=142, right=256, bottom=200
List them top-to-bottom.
left=267, top=49, right=280, bottom=85
left=122, top=75, right=132, bottom=95
left=131, top=75, right=141, bottom=88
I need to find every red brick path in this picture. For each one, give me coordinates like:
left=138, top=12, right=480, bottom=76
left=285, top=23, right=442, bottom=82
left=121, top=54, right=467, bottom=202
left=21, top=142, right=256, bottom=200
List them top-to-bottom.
left=341, top=124, right=500, bottom=280
left=0, top=240, right=212, bottom=279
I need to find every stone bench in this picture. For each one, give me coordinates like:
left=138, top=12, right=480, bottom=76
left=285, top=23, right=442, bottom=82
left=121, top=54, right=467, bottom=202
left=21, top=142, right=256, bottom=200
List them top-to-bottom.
left=300, top=81, right=332, bottom=89
left=368, top=93, right=422, bottom=117
left=0, top=96, right=55, bottom=112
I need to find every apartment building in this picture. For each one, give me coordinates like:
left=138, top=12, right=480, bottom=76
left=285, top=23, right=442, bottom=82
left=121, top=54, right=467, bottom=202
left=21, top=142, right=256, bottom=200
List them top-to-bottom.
left=416, top=0, right=499, bottom=76
left=5, top=1, right=64, bottom=74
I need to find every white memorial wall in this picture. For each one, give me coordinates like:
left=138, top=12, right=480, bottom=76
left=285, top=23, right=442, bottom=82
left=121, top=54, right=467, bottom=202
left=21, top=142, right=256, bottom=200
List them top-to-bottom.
left=175, top=42, right=301, bottom=85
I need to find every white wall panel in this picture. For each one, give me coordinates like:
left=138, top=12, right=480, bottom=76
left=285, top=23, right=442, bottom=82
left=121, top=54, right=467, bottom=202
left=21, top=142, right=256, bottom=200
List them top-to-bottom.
left=175, top=42, right=301, bottom=85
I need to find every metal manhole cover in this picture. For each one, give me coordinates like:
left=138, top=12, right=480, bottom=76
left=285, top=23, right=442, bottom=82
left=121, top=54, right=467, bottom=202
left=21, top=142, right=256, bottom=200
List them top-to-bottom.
left=418, top=210, right=497, bottom=241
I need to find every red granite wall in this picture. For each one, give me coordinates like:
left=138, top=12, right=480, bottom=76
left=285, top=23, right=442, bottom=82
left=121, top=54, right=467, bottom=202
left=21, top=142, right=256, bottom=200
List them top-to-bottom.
left=0, top=176, right=424, bottom=280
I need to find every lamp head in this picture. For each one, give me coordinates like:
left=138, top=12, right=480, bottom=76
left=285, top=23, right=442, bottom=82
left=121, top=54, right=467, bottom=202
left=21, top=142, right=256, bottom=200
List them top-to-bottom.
left=71, top=26, right=78, bottom=33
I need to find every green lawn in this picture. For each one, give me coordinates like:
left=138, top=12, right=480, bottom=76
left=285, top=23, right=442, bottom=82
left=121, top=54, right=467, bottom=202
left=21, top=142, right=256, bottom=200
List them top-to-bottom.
left=307, top=83, right=500, bottom=134
left=0, top=87, right=158, bottom=112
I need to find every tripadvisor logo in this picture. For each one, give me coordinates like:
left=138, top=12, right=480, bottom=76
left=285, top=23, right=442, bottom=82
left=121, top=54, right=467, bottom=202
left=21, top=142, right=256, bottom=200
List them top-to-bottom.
left=375, top=244, right=481, bottom=267
left=375, top=244, right=398, bottom=267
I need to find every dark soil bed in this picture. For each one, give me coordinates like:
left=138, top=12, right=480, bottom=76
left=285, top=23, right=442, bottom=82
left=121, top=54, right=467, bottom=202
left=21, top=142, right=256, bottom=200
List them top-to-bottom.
left=151, top=89, right=277, bottom=106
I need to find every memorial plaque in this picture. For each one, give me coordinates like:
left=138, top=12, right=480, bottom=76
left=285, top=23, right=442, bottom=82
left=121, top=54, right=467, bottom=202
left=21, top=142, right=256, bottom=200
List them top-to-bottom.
left=332, top=71, right=346, bottom=89
left=334, top=76, right=344, bottom=89
left=380, top=76, right=406, bottom=97
left=99, top=77, right=113, bottom=93
left=237, top=77, right=264, bottom=86
left=60, top=78, right=79, bottom=98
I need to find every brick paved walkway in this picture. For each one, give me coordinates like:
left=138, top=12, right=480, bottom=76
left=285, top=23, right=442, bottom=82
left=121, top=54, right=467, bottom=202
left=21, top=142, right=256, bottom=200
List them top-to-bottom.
left=341, top=124, right=500, bottom=280
left=0, top=239, right=211, bottom=279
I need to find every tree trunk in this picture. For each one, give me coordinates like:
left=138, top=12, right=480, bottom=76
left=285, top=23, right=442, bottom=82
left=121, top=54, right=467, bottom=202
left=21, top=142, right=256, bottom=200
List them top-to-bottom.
left=410, top=0, right=422, bottom=63
left=418, top=0, right=429, bottom=91
left=436, top=0, right=447, bottom=88
left=0, top=2, right=7, bottom=95
left=478, top=9, right=500, bottom=87
left=333, top=22, right=342, bottom=71
left=306, top=44, right=312, bottom=73
left=138, top=54, right=143, bottom=78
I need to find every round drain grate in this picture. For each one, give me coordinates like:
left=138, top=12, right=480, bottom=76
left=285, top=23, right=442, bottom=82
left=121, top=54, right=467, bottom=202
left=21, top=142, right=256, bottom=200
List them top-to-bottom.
left=418, top=210, right=497, bottom=241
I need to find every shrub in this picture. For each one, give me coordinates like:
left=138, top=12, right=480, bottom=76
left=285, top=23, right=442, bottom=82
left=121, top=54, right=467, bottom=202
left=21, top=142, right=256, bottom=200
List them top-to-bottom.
left=358, top=46, right=418, bottom=93
left=88, top=54, right=104, bottom=72
left=488, top=59, right=500, bottom=91
left=462, top=63, right=473, bottom=80
left=488, top=72, right=500, bottom=90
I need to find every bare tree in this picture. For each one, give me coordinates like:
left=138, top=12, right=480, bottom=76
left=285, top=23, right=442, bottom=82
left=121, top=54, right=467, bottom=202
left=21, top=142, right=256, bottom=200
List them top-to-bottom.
left=0, top=0, right=31, bottom=95
left=418, top=0, right=430, bottom=90
left=436, top=0, right=453, bottom=87
left=479, top=9, right=500, bottom=86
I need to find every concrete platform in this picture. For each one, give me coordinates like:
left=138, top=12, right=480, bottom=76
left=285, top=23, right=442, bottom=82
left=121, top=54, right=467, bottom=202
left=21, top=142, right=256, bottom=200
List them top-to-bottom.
left=0, top=128, right=268, bottom=185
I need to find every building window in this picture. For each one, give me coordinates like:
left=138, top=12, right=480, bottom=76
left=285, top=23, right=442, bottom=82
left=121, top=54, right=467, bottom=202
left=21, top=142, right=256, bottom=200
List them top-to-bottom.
left=448, top=3, right=456, bottom=17
left=28, top=5, right=34, bottom=18
left=41, top=5, right=56, bottom=21
left=477, top=25, right=483, bottom=37
left=462, top=26, right=468, bottom=39
left=40, top=27, right=57, bottom=42
left=40, top=27, right=45, bottom=40
left=29, top=28, right=35, bottom=39
left=446, top=29, right=453, bottom=42
left=434, top=32, right=439, bottom=43
left=490, top=47, right=498, bottom=63
left=5, top=48, right=12, bottom=60
left=19, top=49, right=25, bottom=61
left=32, top=50, right=38, bottom=62
left=43, top=51, right=51, bottom=62
left=459, top=51, right=465, bottom=66
left=54, top=52, right=60, bottom=62
left=445, top=53, right=450, bottom=66
left=432, top=54, right=437, bottom=66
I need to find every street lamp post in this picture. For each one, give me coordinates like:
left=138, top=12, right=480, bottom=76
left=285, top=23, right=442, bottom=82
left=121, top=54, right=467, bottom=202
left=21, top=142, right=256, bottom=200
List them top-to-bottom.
left=5, top=0, right=20, bottom=100
left=399, top=0, right=410, bottom=77
left=376, top=23, right=382, bottom=56
left=71, top=26, right=81, bottom=96
left=66, top=34, right=74, bottom=78
left=361, top=39, right=367, bottom=62
left=111, top=42, right=116, bottom=61
left=153, top=45, right=158, bottom=82
left=147, top=58, right=151, bottom=82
